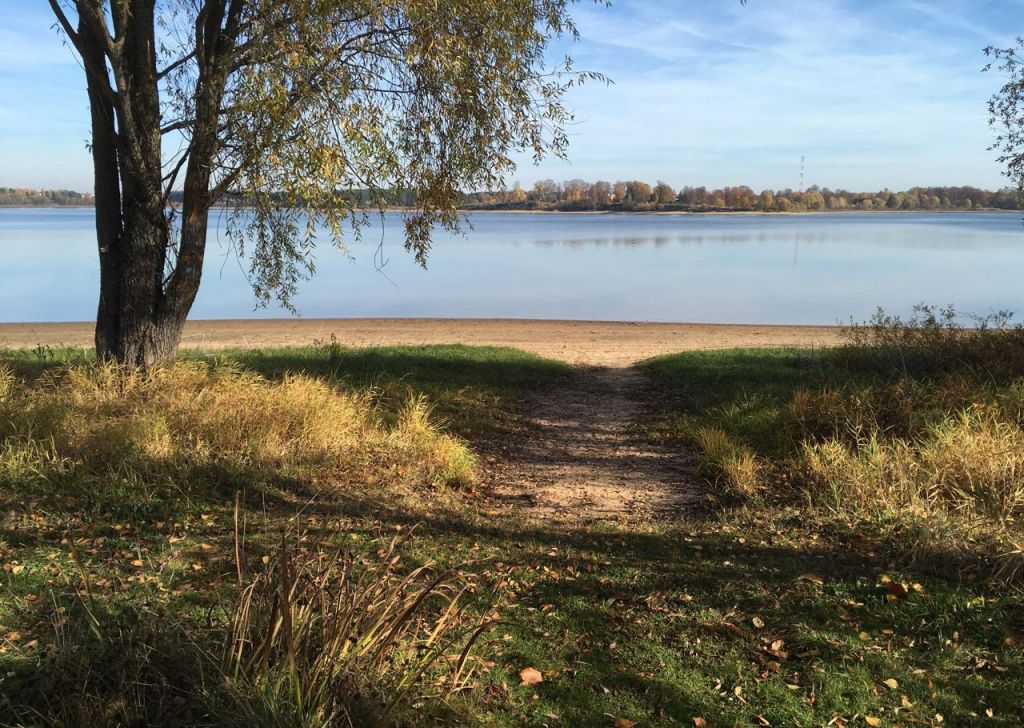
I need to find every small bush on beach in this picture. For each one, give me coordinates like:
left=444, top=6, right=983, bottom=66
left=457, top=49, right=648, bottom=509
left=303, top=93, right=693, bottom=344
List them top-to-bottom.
left=834, top=303, right=1024, bottom=378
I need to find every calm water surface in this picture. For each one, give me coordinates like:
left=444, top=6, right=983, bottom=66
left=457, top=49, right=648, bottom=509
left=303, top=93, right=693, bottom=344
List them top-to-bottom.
left=0, top=208, right=1020, bottom=324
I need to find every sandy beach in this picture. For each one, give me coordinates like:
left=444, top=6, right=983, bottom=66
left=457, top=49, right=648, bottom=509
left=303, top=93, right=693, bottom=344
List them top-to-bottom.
left=0, top=318, right=844, bottom=366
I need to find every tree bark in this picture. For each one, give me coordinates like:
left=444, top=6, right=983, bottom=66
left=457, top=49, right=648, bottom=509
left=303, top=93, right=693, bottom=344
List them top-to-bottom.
left=75, top=0, right=215, bottom=367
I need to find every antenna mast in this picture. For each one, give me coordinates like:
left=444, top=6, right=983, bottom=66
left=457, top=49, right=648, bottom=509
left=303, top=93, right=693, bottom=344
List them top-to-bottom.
left=799, top=155, right=805, bottom=193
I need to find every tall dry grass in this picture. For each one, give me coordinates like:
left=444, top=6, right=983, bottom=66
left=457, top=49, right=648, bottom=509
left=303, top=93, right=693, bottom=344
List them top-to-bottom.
left=677, top=307, right=1024, bottom=576
left=0, top=361, right=477, bottom=498
left=3, top=527, right=494, bottom=728
left=221, top=532, right=496, bottom=727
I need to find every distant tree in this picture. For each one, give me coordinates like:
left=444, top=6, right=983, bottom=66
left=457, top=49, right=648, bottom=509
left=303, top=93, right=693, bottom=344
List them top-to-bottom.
left=48, top=0, right=601, bottom=366
left=987, top=39, right=1024, bottom=206
left=563, top=178, right=591, bottom=202
left=533, top=179, right=561, bottom=203
left=590, top=180, right=612, bottom=204
left=625, top=180, right=653, bottom=204
left=612, top=181, right=628, bottom=202
left=653, top=181, right=676, bottom=205
left=510, top=182, right=528, bottom=203
left=758, top=189, right=774, bottom=211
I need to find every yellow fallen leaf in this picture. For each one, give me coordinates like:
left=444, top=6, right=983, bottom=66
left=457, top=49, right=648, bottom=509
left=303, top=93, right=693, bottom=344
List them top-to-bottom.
left=131, top=559, right=144, bottom=567
left=752, top=616, right=765, bottom=629
left=519, top=667, right=543, bottom=686
left=882, top=678, right=899, bottom=690
left=865, top=717, right=881, bottom=726
left=614, top=720, right=636, bottom=728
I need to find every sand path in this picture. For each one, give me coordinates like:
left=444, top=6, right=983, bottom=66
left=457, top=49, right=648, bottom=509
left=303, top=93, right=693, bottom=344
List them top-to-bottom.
left=486, top=365, right=702, bottom=524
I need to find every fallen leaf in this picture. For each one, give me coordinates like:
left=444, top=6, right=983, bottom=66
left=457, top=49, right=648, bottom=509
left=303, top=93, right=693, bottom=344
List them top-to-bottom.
left=798, top=573, right=825, bottom=585
left=752, top=616, right=765, bottom=629
left=519, top=667, right=543, bottom=686
left=882, top=678, right=899, bottom=690
left=865, top=717, right=882, bottom=726
left=693, top=719, right=707, bottom=728
left=614, top=720, right=635, bottom=728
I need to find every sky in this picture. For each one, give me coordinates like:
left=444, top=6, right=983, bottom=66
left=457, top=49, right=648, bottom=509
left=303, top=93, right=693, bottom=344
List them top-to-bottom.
left=1, top=0, right=1020, bottom=193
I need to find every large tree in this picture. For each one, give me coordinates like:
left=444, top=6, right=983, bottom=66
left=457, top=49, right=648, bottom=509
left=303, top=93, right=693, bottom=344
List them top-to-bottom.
left=49, top=0, right=599, bottom=366
left=987, top=39, right=1024, bottom=205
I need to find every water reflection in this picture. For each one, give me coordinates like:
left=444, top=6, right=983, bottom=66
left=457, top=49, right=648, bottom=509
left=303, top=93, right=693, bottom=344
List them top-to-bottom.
left=0, top=208, right=1020, bottom=325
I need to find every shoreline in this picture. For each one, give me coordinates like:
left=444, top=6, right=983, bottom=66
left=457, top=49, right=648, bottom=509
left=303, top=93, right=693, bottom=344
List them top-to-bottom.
left=1, top=205, right=1017, bottom=216
left=0, top=318, right=846, bottom=366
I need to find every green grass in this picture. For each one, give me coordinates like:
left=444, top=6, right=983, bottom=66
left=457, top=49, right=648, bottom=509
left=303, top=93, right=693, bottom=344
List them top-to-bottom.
left=1, top=341, right=1023, bottom=726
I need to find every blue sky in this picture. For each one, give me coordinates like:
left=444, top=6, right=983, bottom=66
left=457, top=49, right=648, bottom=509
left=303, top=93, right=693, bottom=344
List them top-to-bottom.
left=1, top=0, right=1020, bottom=192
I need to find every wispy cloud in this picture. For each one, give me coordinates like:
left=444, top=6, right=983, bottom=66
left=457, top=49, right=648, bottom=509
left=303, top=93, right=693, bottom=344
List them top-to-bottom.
left=0, top=0, right=1017, bottom=190
left=513, top=0, right=1012, bottom=190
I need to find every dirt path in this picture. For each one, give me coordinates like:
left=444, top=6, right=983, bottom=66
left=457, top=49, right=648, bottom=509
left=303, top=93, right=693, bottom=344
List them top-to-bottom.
left=487, top=366, right=699, bottom=524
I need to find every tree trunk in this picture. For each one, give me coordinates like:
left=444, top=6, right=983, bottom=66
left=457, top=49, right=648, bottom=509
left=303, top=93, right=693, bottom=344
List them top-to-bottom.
left=62, top=0, right=233, bottom=367
left=78, top=1, right=209, bottom=368
left=94, top=210, right=191, bottom=368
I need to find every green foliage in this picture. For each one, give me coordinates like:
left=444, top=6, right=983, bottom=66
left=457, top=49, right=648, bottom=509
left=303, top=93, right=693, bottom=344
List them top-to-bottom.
left=148, top=0, right=609, bottom=309
left=986, top=38, right=1024, bottom=204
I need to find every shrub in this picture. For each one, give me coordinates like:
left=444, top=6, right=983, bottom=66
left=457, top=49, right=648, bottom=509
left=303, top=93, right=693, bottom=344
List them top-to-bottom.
left=834, top=304, right=1024, bottom=379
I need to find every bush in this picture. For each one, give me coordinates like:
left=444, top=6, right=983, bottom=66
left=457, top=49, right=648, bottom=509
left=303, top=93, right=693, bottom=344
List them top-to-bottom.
left=834, top=304, right=1024, bottom=378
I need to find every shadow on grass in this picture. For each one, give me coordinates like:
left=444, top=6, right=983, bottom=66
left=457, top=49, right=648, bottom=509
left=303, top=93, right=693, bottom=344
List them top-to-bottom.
left=4, top=483, right=1022, bottom=726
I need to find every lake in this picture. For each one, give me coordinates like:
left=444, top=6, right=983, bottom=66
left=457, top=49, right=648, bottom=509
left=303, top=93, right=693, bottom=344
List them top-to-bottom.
left=0, top=208, right=1020, bottom=325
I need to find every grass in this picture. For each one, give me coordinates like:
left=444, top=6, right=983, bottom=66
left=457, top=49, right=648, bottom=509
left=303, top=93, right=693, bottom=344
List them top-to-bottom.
left=644, top=307, right=1024, bottom=549
left=1, top=330, right=1023, bottom=726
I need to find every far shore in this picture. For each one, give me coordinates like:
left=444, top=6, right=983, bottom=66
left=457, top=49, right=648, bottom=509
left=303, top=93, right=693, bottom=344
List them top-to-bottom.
left=1, top=204, right=1017, bottom=216
left=0, top=318, right=845, bottom=366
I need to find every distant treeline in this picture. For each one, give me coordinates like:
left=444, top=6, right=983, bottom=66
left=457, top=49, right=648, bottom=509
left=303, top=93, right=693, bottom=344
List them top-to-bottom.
left=461, top=180, right=1022, bottom=213
left=6, top=183, right=1020, bottom=213
left=0, top=187, right=95, bottom=207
